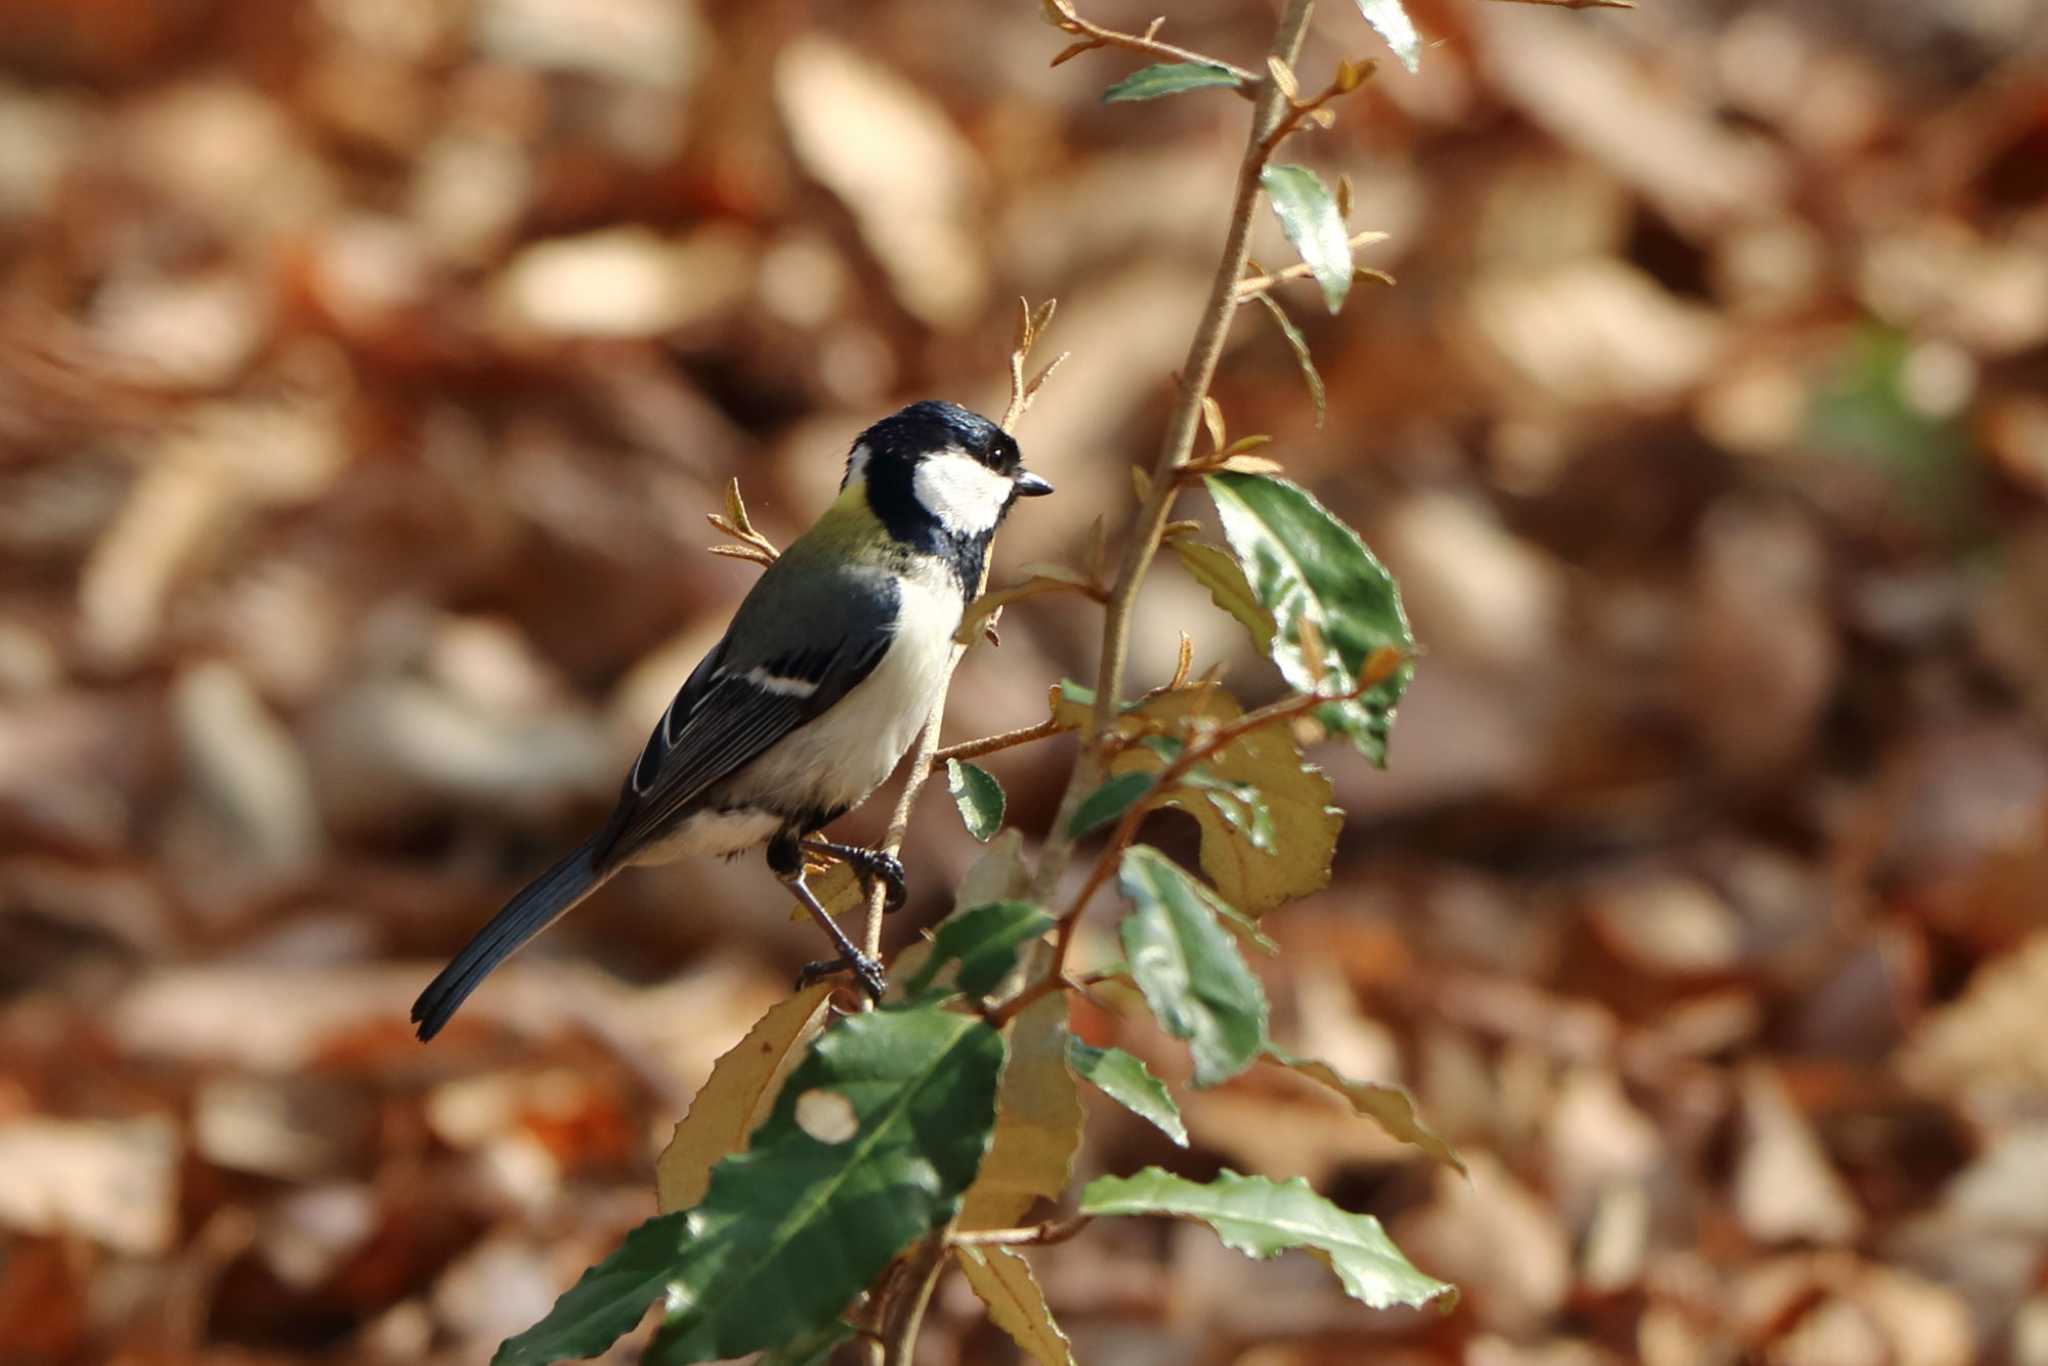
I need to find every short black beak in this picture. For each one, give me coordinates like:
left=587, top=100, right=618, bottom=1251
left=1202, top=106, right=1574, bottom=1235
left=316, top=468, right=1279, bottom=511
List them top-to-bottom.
left=1014, top=470, right=1054, bottom=497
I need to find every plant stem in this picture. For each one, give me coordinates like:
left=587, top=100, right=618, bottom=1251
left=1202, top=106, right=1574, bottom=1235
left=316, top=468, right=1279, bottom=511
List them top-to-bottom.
left=1030, top=0, right=1318, bottom=905
left=930, top=717, right=1067, bottom=767
left=879, top=1231, right=951, bottom=1366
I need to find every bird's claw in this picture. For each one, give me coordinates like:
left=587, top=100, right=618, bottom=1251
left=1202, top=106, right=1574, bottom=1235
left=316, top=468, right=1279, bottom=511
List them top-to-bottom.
left=798, top=951, right=888, bottom=1002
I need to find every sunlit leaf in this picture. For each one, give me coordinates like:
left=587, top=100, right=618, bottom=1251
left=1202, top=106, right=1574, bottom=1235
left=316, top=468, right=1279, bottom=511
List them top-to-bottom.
left=1352, top=0, right=1422, bottom=73
left=1102, top=61, right=1246, bottom=102
left=1261, top=165, right=1353, bottom=314
left=1206, top=472, right=1415, bottom=765
left=947, top=759, right=1006, bottom=842
left=1118, top=846, right=1268, bottom=1086
left=656, top=985, right=834, bottom=1213
left=498, top=1005, right=1003, bottom=1366
left=1067, top=1038, right=1188, bottom=1145
left=1264, top=1048, right=1464, bottom=1173
left=1080, top=1168, right=1456, bottom=1310
left=956, top=1247, right=1075, bottom=1366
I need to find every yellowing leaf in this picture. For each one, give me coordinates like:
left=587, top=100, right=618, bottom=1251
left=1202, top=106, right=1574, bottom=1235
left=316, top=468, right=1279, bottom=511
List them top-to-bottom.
left=1172, top=539, right=1277, bottom=654
left=1111, top=686, right=1340, bottom=914
left=793, top=858, right=864, bottom=922
left=656, top=985, right=835, bottom=1212
left=959, top=990, right=1083, bottom=1230
left=1264, top=1048, right=1464, bottom=1174
left=955, top=1247, right=1075, bottom=1366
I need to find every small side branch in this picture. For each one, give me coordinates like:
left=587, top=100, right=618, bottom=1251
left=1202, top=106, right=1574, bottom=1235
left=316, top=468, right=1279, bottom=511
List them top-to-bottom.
left=1041, top=0, right=1260, bottom=87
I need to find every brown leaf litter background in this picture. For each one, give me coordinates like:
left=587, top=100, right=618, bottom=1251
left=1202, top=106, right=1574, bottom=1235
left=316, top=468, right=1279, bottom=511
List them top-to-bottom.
left=2, top=0, right=2046, bottom=1362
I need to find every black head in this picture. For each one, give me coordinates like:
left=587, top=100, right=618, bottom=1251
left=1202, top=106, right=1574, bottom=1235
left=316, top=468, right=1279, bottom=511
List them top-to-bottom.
left=845, top=401, right=1053, bottom=587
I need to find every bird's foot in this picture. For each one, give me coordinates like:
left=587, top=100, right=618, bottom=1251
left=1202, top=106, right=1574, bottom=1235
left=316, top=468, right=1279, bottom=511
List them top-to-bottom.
left=803, top=840, right=907, bottom=913
left=797, top=950, right=887, bottom=1002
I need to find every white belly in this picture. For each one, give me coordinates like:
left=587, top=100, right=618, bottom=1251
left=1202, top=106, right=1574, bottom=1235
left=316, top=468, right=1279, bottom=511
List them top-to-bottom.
left=732, top=571, right=961, bottom=813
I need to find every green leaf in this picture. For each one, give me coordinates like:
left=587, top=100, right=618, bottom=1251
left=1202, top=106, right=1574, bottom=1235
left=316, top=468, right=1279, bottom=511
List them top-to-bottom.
left=1352, top=0, right=1421, bottom=73
left=1103, top=61, right=1245, bottom=102
left=1260, top=165, right=1353, bottom=314
left=1252, top=292, right=1326, bottom=426
left=1205, top=471, right=1415, bottom=766
left=1171, top=538, right=1278, bottom=654
left=946, top=759, right=1006, bottom=842
left=1068, top=771, right=1156, bottom=838
left=1184, top=771, right=1276, bottom=854
left=1117, top=846, right=1268, bottom=1086
left=906, top=901, right=1055, bottom=999
left=496, top=1006, right=1004, bottom=1366
left=1067, top=1038, right=1188, bottom=1146
left=1263, top=1047, right=1463, bottom=1173
left=1080, top=1168, right=1455, bottom=1311
left=756, top=1321, right=854, bottom=1366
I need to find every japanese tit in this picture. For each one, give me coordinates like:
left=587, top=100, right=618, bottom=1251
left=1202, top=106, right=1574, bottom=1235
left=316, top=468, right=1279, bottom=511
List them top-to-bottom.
left=412, top=400, right=1052, bottom=1040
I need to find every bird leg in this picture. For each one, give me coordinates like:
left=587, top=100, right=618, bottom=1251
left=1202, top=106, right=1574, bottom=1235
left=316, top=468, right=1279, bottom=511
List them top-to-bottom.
left=770, top=835, right=886, bottom=1000
left=801, top=837, right=908, bottom=913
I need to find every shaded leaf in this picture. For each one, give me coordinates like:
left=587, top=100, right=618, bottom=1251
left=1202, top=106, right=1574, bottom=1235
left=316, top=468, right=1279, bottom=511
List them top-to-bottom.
left=1352, top=0, right=1422, bottom=72
left=1102, top=61, right=1245, bottom=102
left=1261, top=165, right=1353, bottom=314
left=1253, top=292, right=1326, bottom=426
left=1206, top=472, right=1415, bottom=765
left=1172, top=538, right=1277, bottom=654
left=947, top=759, right=1006, bottom=842
left=1068, top=771, right=1156, bottom=838
left=1118, top=846, right=1268, bottom=1086
left=906, top=901, right=1055, bottom=1000
left=656, top=985, right=834, bottom=1213
left=960, top=990, right=1083, bottom=1230
left=501, top=1004, right=1003, bottom=1364
left=1067, top=1038, right=1188, bottom=1145
left=1264, top=1048, right=1464, bottom=1173
left=1080, top=1167, right=1455, bottom=1310
left=956, top=1247, right=1075, bottom=1366
left=756, top=1321, right=853, bottom=1366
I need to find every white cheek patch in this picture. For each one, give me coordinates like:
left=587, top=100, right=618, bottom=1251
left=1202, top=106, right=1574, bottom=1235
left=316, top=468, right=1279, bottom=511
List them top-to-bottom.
left=911, top=450, right=1013, bottom=535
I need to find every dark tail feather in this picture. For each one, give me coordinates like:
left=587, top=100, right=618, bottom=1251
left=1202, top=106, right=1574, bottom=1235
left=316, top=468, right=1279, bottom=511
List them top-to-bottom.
left=412, top=837, right=613, bottom=1041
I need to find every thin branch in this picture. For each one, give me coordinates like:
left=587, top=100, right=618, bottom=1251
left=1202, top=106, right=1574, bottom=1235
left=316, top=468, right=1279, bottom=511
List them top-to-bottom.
left=1028, top=0, right=1318, bottom=906
left=1041, top=0, right=1260, bottom=86
left=1234, top=231, right=1391, bottom=296
left=858, top=302, right=1064, bottom=974
left=930, top=717, right=1066, bottom=769
left=950, top=1216, right=1094, bottom=1248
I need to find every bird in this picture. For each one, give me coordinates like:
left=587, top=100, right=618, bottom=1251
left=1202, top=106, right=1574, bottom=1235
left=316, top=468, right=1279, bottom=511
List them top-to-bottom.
left=410, top=400, right=1053, bottom=1041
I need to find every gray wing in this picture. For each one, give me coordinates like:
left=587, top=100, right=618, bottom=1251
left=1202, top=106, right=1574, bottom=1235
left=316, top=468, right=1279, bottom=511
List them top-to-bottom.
left=592, top=557, right=899, bottom=864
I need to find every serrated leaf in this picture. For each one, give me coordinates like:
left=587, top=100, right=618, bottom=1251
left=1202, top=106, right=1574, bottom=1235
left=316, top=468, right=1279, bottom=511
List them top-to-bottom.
left=1352, top=0, right=1421, bottom=73
left=1102, top=61, right=1245, bottom=102
left=1261, top=165, right=1353, bottom=314
left=1252, top=292, right=1325, bottom=426
left=1206, top=472, right=1415, bottom=766
left=1172, top=539, right=1277, bottom=654
left=1099, top=685, right=1340, bottom=914
left=946, top=759, right=1006, bottom=842
left=1068, top=771, right=1156, bottom=838
left=1118, top=846, right=1268, bottom=1087
left=906, top=901, right=1055, bottom=1000
left=656, top=985, right=834, bottom=1213
left=959, top=990, right=1083, bottom=1230
left=498, top=1005, right=1004, bottom=1366
left=1067, top=1038, right=1188, bottom=1145
left=1264, top=1048, right=1464, bottom=1173
left=1080, top=1168, right=1455, bottom=1310
left=956, top=1247, right=1075, bottom=1366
